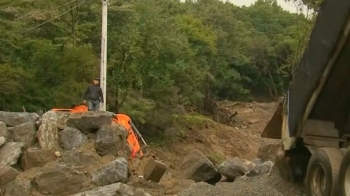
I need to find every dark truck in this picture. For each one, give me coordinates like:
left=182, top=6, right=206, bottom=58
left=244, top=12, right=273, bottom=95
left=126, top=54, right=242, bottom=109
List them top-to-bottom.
left=261, top=0, right=350, bottom=196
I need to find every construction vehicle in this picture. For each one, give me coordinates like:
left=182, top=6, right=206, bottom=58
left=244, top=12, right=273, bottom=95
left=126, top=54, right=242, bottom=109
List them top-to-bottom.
left=261, top=1, right=350, bottom=195
left=51, top=104, right=147, bottom=159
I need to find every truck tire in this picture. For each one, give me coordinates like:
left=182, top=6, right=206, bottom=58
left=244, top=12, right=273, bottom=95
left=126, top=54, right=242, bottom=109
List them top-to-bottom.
left=338, top=147, right=350, bottom=196
left=305, top=148, right=343, bottom=196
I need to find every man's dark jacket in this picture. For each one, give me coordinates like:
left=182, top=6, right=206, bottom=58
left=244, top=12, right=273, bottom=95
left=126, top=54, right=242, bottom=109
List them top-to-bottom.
left=83, top=85, right=104, bottom=102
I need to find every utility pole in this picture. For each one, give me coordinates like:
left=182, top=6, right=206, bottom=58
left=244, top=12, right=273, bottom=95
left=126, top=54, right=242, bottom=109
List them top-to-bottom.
left=100, top=0, right=108, bottom=111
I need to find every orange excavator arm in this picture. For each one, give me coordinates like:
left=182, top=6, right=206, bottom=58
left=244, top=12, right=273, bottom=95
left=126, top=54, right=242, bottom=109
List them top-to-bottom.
left=113, top=114, right=145, bottom=159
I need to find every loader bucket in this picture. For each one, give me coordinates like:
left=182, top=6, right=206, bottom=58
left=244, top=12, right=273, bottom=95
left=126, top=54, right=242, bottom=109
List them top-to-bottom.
left=261, top=101, right=283, bottom=139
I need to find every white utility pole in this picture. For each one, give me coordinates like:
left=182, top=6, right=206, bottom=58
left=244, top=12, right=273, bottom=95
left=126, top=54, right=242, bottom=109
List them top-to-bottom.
left=100, top=0, right=108, bottom=111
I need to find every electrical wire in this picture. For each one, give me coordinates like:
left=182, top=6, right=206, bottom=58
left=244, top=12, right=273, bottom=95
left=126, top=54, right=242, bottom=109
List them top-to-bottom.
left=22, top=0, right=87, bottom=34
left=52, top=0, right=79, bottom=10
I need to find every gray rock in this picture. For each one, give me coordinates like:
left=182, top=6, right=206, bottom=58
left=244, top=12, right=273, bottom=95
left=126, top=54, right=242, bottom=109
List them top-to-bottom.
left=41, top=111, right=71, bottom=129
left=66, top=111, right=114, bottom=134
left=0, top=112, right=39, bottom=127
left=37, top=119, right=60, bottom=150
left=0, top=121, right=10, bottom=139
left=12, top=122, right=37, bottom=146
left=95, top=124, right=127, bottom=156
left=59, top=127, right=88, bottom=150
left=0, top=136, right=6, bottom=147
left=0, top=142, right=26, bottom=166
left=20, top=148, right=56, bottom=170
left=180, top=149, right=221, bottom=184
left=60, top=151, right=100, bottom=167
left=91, top=157, right=128, bottom=186
left=218, top=157, right=255, bottom=180
left=252, top=158, right=263, bottom=165
left=246, top=161, right=274, bottom=177
left=32, top=163, right=86, bottom=195
left=0, top=165, right=20, bottom=187
left=3, top=177, right=32, bottom=196
left=71, top=182, right=152, bottom=196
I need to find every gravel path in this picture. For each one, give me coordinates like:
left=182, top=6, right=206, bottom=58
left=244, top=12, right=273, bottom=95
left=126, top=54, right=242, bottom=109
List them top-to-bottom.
left=179, top=168, right=305, bottom=196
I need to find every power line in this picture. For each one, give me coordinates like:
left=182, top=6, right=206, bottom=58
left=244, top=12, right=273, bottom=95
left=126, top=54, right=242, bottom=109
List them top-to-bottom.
left=22, top=0, right=86, bottom=34
left=52, top=0, right=78, bottom=10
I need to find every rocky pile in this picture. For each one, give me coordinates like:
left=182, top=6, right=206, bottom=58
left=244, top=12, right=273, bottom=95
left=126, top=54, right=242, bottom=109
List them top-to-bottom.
left=0, top=111, right=151, bottom=196
left=178, top=149, right=304, bottom=196
left=179, top=149, right=274, bottom=185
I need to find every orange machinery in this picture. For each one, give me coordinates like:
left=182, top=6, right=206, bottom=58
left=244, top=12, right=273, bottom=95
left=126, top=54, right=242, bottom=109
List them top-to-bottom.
left=51, top=105, right=145, bottom=159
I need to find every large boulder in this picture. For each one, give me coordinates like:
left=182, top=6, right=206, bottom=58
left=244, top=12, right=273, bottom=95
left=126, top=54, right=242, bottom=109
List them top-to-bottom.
left=41, top=111, right=71, bottom=129
left=66, top=111, right=114, bottom=134
left=0, top=112, right=39, bottom=127
left=37, top=119, right=60, bottom=150
left=0, top=121, right=10, bottom=139
left=12, top=122, right=37, bottom=146
left=95, top=124, right=127, bottom=156
left=59, top=127, right=88, bottom=150
left=0, top=136, right=6, bottom=147
left=0, top=142, right=26, bottom=166
left=20, top=148, right=56, bottom=170
left=180, top=149, right=221, bottom=184
left=60, top=151, right=100, bottom=167
left=91, top=157, right=128, bottom=186
left=218, top=157, right=255, bottom=180
left=246, top=160, right=274, bottom=177
left=32, top=163, right=86, bottom=195
left=0, top=165, right=20, bottom=187
left=2, top=177, right=32, bottom=196
left=72, top=183, right=151, bottom=196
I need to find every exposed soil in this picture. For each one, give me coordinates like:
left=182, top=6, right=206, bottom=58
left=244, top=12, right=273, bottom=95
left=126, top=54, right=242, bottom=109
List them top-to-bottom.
left=128, top=101, right=282, bottom=195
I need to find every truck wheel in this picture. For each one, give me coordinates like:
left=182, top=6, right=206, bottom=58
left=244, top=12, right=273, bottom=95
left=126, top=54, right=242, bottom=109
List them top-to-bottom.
left=338, top=147, right=350, bottom=196
left=305, top=148, right=343, bottom=196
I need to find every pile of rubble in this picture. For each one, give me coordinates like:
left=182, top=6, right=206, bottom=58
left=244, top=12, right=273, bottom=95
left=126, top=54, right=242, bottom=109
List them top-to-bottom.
left=0, top=111, right=155, bottom=196
left=179, top=149, right=274, bottom=185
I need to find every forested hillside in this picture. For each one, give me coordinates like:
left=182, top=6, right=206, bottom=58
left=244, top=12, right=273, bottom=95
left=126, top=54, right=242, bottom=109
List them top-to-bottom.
left=0, top=0, right=314, bottom=126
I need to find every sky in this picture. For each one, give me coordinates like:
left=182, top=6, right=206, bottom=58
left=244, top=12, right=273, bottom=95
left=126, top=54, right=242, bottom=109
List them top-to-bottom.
left=226, top=0, right=302, bottom=13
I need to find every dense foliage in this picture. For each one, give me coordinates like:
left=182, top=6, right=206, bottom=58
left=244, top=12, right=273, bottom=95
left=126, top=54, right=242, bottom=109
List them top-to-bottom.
left=0, top=0, right=314, bottom=129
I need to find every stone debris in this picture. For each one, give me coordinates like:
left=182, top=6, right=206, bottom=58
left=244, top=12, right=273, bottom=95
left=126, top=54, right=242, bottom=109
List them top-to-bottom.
left=0, top=107, right=304, bottom=196
left=41, top=111, right=71, bottom=129
left=65, top=111, right=114, bottom=134
left=0, top=112, right=39, bottom=127
left=37, top=119, right=60, bottom=150
left=0, top=122, right=10, bottom=139
left=12, top=122, right=37, bottom=146
left=95, top=124, right=127, bottom=156
left=59, top=127, right=88, bottom=150
left=0, top=136, right=5, bottom=147
left=0, top=142, right=26, bottom=166
left=20, top=148, right=56, bottom=170
left=180, top=149, right=221, bottom=184
left=60, top=151, right=100, bottom=167
left=91, top=157, right=129, bottom=186
left=218, top=157, right=255, bottom=180
left=143, top=158, right=167, bottom=183
left=32, top=163, right=86, bottom=195
left=0, top=165, right=20, bottom=187
left=2, top=177, right=33, bottom=196
left=72, top=182, right=151, bottom=196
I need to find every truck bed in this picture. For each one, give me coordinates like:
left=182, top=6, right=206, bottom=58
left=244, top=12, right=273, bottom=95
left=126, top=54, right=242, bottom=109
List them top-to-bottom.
left=286, top=0, right=350, bottom=137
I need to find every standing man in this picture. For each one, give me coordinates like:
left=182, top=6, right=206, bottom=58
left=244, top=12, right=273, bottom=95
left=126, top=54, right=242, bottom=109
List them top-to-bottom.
left=83, top=77, right=104, bottom=111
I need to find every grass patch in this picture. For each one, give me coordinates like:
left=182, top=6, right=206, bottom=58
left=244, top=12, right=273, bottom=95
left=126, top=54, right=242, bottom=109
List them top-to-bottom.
left=173, top=113, right=215, bottom=127
left=207, top=152, right=225, bottom=166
